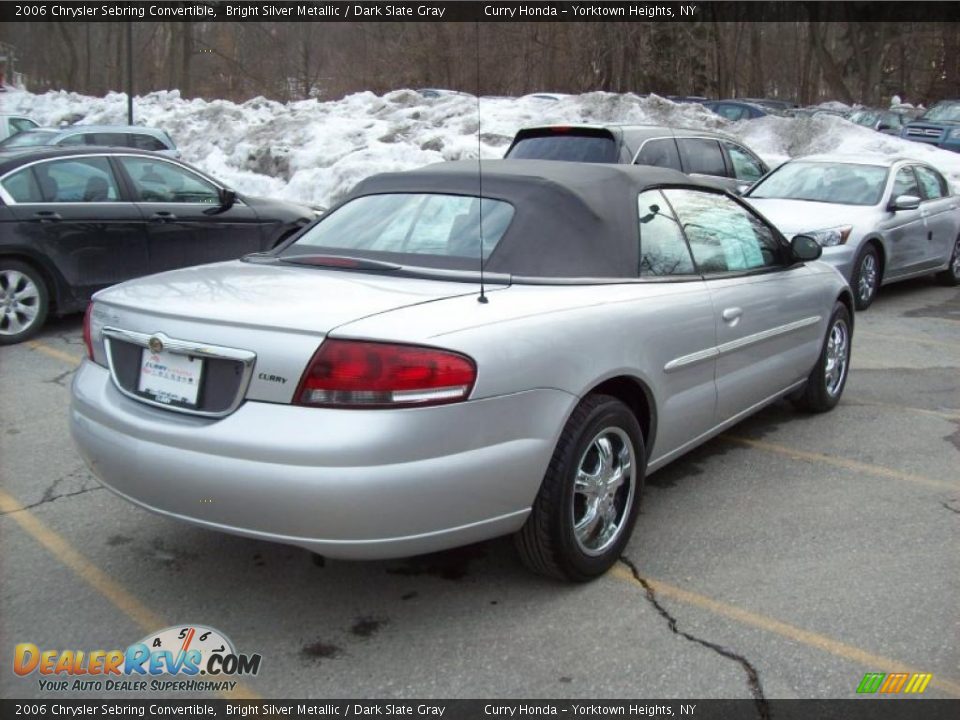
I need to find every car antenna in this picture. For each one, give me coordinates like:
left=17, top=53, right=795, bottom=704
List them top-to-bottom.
left=475, top=21, right=488, bottom=304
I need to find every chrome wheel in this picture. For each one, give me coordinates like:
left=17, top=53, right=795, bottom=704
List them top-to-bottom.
left=951, top=238, right=960, bottom=279
left=858, top=253, right=878, bottom=304
left=0, top=269, right=41, bottom=337
left=824, top=318, right=850, bottom=397
left=571, top=427, right=636, bottom=556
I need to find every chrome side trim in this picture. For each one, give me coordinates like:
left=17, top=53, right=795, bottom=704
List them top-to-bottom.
left=664, top=315, right=821, bottom=373
left=102, top=327, right=256, bottom=418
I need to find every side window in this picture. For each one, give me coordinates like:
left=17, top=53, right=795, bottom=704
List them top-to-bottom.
left=9, top=117, right=38, bottom=135
left=91, top=133, right=130, bottom=147
left=58, top=134, right=86, bottom=146
left=131, top=134, right=168, bottom=152
left=677, top=138, right=726, bottom=177
left=634, top=139, right=682, bottom=171
left=723, top=142, right=765, bottom=182
left=30, top=157, right=122, bottom=202
left=118, top=157, right=220, bottom=204
left=914, top=166, right=947, bottom=200
left=1, top=167, right=44, bottom=203
left=892, top=167, right=921, bottom=199
left=663, top=189, right=784, bottom=274
left=637, top=190, right=695, bottom=277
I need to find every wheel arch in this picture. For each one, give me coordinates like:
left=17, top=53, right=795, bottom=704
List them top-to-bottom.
left=0, top=249, right=68, bottom=314
left=582, top=375, right=657, bottom=458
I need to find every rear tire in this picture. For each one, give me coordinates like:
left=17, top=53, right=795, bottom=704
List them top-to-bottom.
left=936, top=236, right=960, bottom=287
left=852, top=245, right=880, bottom=310
left=0, top=260, right=49, bottom=345
left=794, top=302, right=852, bottom=413
left=515, top=394, right=645, bottom=582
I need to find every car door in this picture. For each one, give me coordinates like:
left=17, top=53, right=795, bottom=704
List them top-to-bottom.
left=677, top=137, right=738, bottom=191
left=0, top=154, right=149, bottom=297
left=114, top=155, right=264, bottom=274
left=914, top=164, right=959, bottom=267
left=881, top=165, right=928, bottom=277
left=663, top=188, right=825, bottom=423
left=634, top=189, right=718, bottom=465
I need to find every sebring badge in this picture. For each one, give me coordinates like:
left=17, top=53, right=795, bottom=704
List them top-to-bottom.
left=148, top=336, right=164, bottom=353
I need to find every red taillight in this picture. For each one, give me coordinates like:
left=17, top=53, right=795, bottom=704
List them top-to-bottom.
left=83, top=302, right=95, bottom=360
left=295, top=340, right=477, bottom=409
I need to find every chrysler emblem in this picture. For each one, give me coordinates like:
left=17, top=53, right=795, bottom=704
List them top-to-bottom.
left=148, top=336, right=164, bottom=353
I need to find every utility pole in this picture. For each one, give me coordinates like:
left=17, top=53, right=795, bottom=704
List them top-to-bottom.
left=126, top=22, right=134, bottom=124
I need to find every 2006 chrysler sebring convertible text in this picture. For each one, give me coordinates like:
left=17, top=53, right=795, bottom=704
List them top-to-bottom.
left=71, top=161, right=853, bottom=581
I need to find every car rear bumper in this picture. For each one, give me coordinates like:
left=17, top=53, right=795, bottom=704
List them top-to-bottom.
left=70, top=361, right=574, bottom=559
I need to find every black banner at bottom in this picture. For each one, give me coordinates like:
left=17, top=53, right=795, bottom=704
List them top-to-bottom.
left=2, top=700, right=959, bottom=720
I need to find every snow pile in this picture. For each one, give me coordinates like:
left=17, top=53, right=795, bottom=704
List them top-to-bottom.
left=5, top=88, right=960, bottom=206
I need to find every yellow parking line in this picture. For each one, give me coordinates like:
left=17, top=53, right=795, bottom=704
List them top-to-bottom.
left=857, top=331, right=960, bottom=352
left=24, top=340, right=83, bottom=366
left=846, top=400, right=960, bottom=422
left=723, top=436, right=958, bottom=492
left=0, top=488, right=260, bottom=700
left=610, top=565, right=960, bottom=697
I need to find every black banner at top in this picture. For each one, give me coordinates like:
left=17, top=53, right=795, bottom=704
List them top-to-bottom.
left=2, top=1, right=960, bottom=23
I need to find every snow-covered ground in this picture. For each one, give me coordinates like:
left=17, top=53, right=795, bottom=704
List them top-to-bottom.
left=5, top=88, right=960, bottom=206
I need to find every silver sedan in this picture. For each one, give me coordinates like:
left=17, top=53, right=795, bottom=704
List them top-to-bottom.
left=745, top=154, right=960, bottom=309
left=71, top=161, right=853, bottom=581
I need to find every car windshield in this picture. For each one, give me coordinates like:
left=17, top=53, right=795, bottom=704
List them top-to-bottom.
left=921, top=103, right=960, bottom=122
left=848, top=110, right=880, bottom=126
left=0, top=130, right=58, bottom=148
left=747, top=161, right=888, bottom=206
left=281, top=193, right=515, bottom=269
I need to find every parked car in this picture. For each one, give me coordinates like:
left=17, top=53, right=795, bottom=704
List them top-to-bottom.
left=665, top=95, right=712, bottom=104
left=738, top=98, right=798, bottom=111
left=703, top=100, right=781, bottom=121
left=900, top=100, right=960, bottom=151
left=785, top=107, right=846, bottom=119
left=846, top=108, right=908, bottom=135
left=0, top=114, right=39, bottom=142
left=504, top=124, right=769, bottom=193
left=0, top=125, right=180, bottom=158
left=0, top=147, right=318, bottom=344
left=745, top=154, right=960, bottom=309
left=72, top=160, right=853, bottom=582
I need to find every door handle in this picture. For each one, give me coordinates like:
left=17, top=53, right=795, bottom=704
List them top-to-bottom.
left=34, top=211, right=62, bottom=223
left=149, top=212, right=177, bottom=223
left=721, top=307, right=743, bottom=323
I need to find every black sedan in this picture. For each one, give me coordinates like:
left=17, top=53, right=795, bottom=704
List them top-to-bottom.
left=0, top=147, right=317, bottom=343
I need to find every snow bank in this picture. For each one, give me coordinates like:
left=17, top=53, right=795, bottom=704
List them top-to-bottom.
left=5, top=88, right=960, bottom=205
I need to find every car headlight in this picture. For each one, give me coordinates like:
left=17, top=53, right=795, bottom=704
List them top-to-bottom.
left=948, top=129, right=960, bottom=140
left=803, top=226, right=853, bottom=247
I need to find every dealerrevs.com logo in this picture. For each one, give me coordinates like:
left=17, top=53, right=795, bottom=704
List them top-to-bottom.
left=14, top=625, right=261, bottom=693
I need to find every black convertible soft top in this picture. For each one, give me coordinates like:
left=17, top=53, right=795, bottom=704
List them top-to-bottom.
left=345, top=159, right=710, bottom=278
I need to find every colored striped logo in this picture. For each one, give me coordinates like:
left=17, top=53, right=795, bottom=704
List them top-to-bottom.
left=857, top=672, right=932, bottom=694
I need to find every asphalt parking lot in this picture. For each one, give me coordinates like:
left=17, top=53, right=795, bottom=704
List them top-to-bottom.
left=1, top=278, right=958, bottom=703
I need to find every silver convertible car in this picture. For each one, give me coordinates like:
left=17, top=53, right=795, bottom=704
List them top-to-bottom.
left=745, top=154, right=960, bottom=309
left=71, top=161, right=853, bottom=581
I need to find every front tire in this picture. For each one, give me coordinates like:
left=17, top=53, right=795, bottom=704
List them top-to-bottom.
left=936, top=235, right=960, bottom=287
left=852, top=245, right=880, bottom=310
left=0, top=260, right=49, bottom=345
left=794, top=302, right=852, bottom=413
left=515, top=394, right=645, bottom=582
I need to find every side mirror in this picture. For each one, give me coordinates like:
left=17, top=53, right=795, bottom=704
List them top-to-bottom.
left=219, top=187, right=237, bottom=210
left=889, top=194, right=920, bottom=211
left=791, top=234, right=822, bottom=262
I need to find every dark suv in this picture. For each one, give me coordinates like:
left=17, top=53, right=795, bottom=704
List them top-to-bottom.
left=900, top=101, right=960, bottom=152
left=504, top=124, right=769, bottom=193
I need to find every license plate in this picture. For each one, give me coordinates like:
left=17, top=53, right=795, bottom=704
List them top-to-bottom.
left=138, top=348, right=203, bottom=408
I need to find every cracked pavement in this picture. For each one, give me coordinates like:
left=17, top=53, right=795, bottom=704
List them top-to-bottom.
left=1, top=278, right=958, bottom=701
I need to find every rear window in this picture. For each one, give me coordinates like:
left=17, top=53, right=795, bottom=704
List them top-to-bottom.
left=506, top=130, right=618, bottom=163
left=131, top=134, right=170, bottom=151
left=282, top=193, right=515, bottom=266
